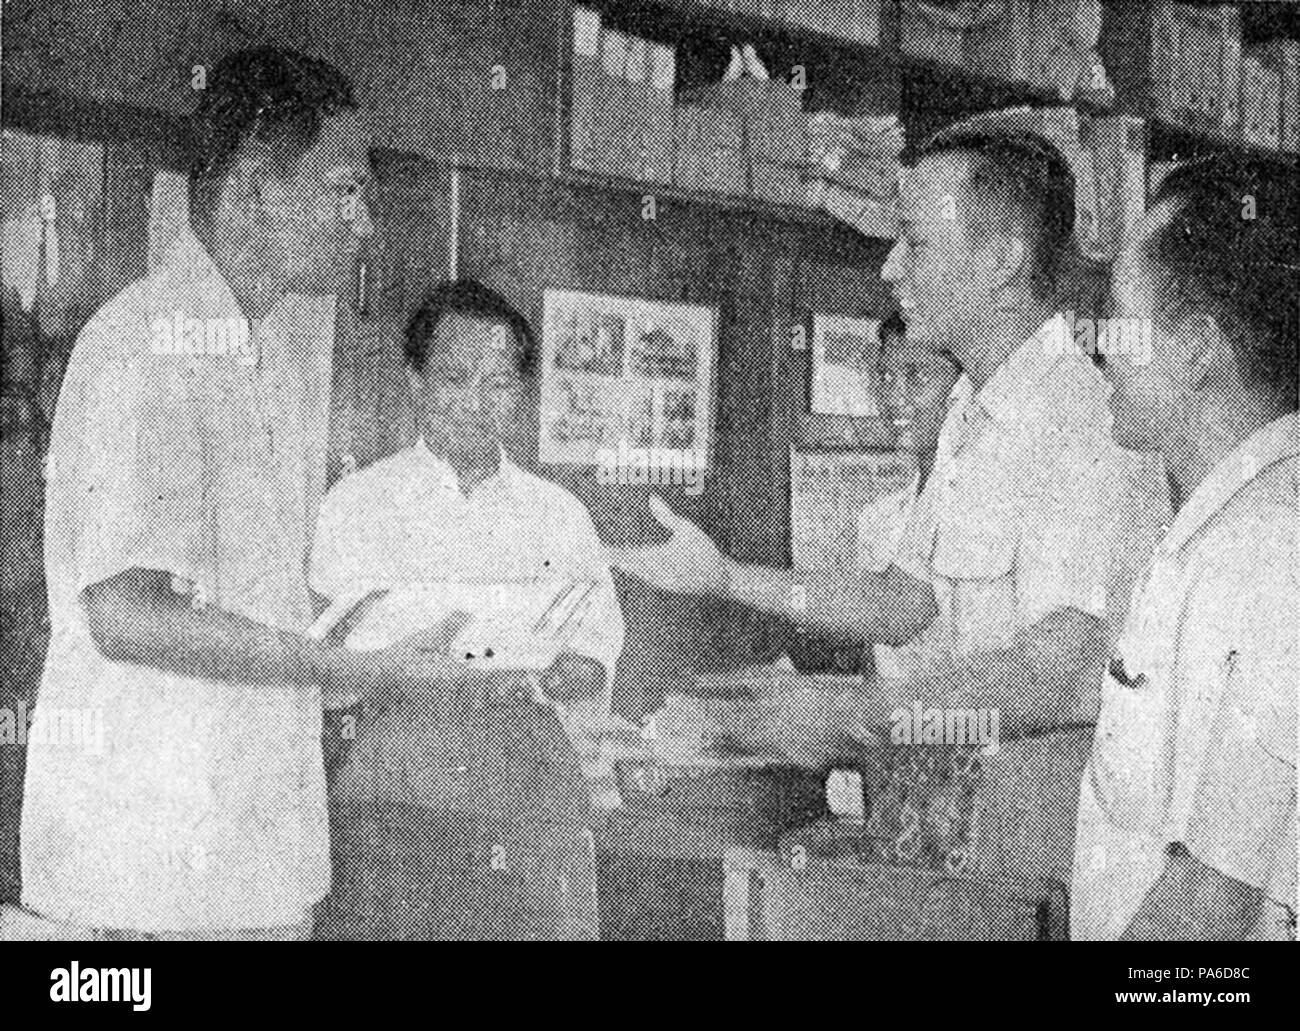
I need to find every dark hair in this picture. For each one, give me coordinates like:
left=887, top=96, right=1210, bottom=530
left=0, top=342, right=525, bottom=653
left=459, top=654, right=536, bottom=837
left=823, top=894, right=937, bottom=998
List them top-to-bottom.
left=188, top=47, right=358, bottom=224
left=911, top=123, right=1077, bottom=303
left=1142, top=154, right=1298, bottom=408
left=404, top=280, right=538, bottom=379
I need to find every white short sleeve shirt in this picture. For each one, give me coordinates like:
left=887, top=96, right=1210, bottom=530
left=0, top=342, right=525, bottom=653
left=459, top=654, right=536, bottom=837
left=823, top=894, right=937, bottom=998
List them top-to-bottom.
left=21, top=229, right=333, bottom=931
left=893, top=315, right=1164, bottom=719
left=1072, top=413, right=1298, bottom=940
left=310, top=440, right=626, bottom=802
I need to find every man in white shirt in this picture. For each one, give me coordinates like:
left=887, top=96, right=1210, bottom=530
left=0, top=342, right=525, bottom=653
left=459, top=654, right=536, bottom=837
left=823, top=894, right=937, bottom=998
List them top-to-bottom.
left=7, top=48, right=507, bottom=942
left=609, top=125, right=1164, bottom=886
left=1073, top=154, right=1297, bottom=940
left=310, top=280, right=624, bottom=940
left=856, top=310, right=969, bottom=681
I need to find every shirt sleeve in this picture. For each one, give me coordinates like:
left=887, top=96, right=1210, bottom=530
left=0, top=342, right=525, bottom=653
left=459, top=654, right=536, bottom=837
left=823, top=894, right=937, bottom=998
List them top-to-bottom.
left=72, top=342, right=207, bottom=594
left=1016, top=435, right=1119, bottom=626
left=892, top=469, right=940, bottom=584
left=308, top=479, right=358, bottom=600
left=558, top=526, right=624, bottom=708
left=1185, top=550, right=1298, bottom=911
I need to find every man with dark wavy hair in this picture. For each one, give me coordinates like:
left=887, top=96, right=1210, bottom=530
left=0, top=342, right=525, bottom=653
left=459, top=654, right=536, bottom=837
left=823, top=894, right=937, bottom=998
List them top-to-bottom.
left=10, top=47, right=508, bottom=942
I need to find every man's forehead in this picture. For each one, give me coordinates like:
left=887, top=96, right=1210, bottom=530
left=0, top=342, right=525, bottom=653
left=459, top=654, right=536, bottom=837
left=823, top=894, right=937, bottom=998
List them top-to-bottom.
left=302, top=110, right=371, bottom=174
left=899, top=152, right=971, bottom=217
left=437, top=314, right=515, bottom=356
left=881, top=339, right=952, bottom=366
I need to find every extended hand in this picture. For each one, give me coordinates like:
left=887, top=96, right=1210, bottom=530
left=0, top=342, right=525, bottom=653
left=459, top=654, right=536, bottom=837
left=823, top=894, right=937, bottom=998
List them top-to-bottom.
left=604, top=495, right=729, bottom=598
left=387, top=610, right=476, bottom=661
left=747, top=687, right=865, bottom=770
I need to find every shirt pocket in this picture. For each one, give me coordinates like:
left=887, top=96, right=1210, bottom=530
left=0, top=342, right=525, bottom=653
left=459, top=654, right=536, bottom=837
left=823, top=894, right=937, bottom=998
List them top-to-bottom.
left=932, top=499, right=1021, bottom=655
left=1090, top=631, right=1173, bottom=831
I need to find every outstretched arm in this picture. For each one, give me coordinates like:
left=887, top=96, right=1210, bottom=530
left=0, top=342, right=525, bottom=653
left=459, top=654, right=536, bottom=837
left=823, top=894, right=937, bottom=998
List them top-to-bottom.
left=606, top=495, right=937, bottom=645
left=82, top=568, right=504, bottom=706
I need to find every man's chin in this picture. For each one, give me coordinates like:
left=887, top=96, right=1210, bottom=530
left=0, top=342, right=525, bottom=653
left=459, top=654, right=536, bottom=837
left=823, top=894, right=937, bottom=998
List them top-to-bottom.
left=1105, top=410, right=1154, bottom=453
left=439, top=438, right=498, bottom=463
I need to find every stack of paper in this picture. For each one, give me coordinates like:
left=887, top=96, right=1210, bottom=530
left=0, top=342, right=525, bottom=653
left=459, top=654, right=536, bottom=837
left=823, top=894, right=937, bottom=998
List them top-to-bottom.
left=309, top=578, right=600, bottom=672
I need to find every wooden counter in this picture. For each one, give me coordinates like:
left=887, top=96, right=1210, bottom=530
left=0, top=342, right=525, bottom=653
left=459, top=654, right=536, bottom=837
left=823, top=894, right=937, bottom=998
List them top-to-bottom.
left=594, top=764, right=824, bottom=941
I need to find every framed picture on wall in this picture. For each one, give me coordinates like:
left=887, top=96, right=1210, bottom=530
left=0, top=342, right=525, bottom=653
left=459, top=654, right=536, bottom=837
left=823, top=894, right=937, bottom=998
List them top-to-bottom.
left=539, top=288, right=717, bottom=467
left=810, top=313, right=881, bottom=418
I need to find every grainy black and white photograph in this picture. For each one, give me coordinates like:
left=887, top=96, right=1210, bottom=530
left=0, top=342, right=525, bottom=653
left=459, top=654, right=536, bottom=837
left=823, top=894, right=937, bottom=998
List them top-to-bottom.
left=0, top=0, right=1296, bottom=989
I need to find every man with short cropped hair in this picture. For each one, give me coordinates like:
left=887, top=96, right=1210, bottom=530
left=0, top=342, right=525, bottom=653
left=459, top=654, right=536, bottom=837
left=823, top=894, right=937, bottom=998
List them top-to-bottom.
left=609, top=124, right=1166, bottom=889
left=1074, top=153, right=1298, bottom=940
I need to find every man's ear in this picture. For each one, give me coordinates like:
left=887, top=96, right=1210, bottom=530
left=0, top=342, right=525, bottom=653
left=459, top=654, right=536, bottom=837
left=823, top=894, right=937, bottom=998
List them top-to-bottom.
left=214, top=154, right=272, bottom=227
left=988, top=234, right=1028, bottom=292
left=1178, top=312, right=1231, bottom=390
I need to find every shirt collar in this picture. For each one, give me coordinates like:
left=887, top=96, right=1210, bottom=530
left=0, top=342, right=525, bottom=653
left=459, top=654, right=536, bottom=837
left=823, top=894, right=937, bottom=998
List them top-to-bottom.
left=160, top=225, right=268, bottom=367
left=163, top=226, right=242, bottom=316
left=975, top=313, right=1073, bottom=428
left=1161, top=412, right=1299, bottom=556
left=412, top=437, right=521, bottom=496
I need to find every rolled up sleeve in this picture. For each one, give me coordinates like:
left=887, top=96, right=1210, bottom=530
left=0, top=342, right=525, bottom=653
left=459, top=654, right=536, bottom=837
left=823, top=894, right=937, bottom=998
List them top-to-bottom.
left=73, top=345, right=207, bottom=594
left=1017, top=437, right=1118, bottom=626
left=557, top=519, right=625, bottom=713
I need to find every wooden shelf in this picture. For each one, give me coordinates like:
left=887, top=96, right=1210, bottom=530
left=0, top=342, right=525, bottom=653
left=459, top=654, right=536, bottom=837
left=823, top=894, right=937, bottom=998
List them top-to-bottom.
left=575, top=0, right=1295, bottom=172
left=1145, top=114, right=1300, bottom=168
left=560, top=166, right=850, bottom=232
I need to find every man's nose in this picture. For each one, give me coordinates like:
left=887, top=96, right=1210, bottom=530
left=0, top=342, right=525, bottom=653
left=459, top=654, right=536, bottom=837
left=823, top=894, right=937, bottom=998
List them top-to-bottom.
left=350, top=197, right=375, bottom=239
left=881, top=239, right=905, bottom=283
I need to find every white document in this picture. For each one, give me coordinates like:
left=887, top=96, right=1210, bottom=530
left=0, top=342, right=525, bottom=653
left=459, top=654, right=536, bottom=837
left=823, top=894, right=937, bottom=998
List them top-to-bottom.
left=308, top=578, right=601, bottom=672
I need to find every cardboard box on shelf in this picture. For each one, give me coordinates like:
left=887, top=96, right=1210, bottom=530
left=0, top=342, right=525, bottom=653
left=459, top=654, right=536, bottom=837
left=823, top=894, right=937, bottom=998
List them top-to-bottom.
left=962, top=0, right=1034, bottom=85
left=967, top=0, right=1097, bottom=93
left=897, top=1, right=964, bottom=67
left=1150, top=2, right=1242, bottom=136
left=569, top=6, right=604, bottom=173
left=593, top=28, right=638, bottom=178
left=624, top=36, right=652, bottom=181
left=1259, top=41, right=1299, bottom=153
left=644, top=44, right=678, bottom=184
left=1241, top=52, right=1283, bottom=150
left=681, top=78, right=808, bottom=165
left=673, top=104, right=748, bottom=196
left=673, top=105, right=706, bottom=192
left=750, top=160, right=806, bottom=207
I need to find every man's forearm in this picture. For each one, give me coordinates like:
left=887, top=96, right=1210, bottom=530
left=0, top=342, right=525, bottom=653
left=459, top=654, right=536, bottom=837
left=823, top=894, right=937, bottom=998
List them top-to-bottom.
left=722, top=560, right=937, bottom=645
left=82, top=570, right=471, bottom=699
left=848, top=608, right=1107, bottom=740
